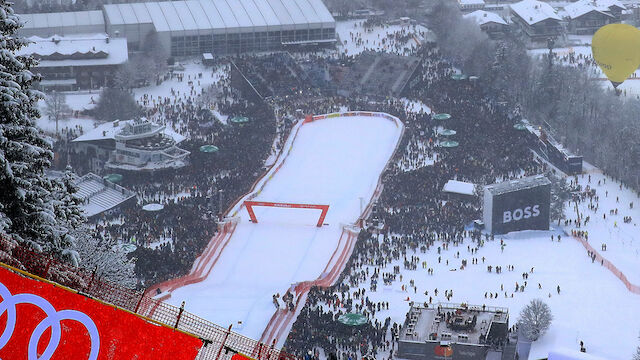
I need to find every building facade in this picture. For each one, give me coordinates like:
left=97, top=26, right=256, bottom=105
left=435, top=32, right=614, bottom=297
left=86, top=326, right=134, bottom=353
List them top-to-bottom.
left=18, top=0, right=336, bottom=57
left=102, top=0, right=336, bottom=56
left=458, top=0, right=486, bottom=12
left=510, top=0, right=563, bottom=45
left=564, top=0, right=625, bottom=34
left=464, top=10, right=509, bottom=39
left=17, top=34, right=128, bottom=90
left=72, top=119, right=189, bottom=173
left=397, top=303, right=514, bottom=360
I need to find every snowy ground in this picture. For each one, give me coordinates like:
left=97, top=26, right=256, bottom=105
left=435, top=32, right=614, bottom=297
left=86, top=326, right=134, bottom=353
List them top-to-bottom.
left=336, top=20, right=429, bottom=56
left=34, top=60, right=228, bottom=136
left=132, top=60, right=226, bottom=109
left=400, top=98, right=432, bottom=115
left=165, top=115, right=402, bottom=340
left=565, top=170, right=640, bottom=285
left=353, top=227, right=639, bottom=359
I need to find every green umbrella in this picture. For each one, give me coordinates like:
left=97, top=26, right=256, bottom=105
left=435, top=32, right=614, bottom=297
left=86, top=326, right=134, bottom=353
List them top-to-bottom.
left=451, top=74, right=468, bottom=80
left=432, top=113, right=451, bottom=121
left=230, top=116, right=250, bottom=124
left=513, top=123, right=527, bottom=131
left=440, top=129, right=457, bottom=136
left=439, top=140, right=459, bottom=148
left=199, top=144, right=219, bottom=153
left=103, top=173, right=123, bottom=183
left=338, top=313, right=368, bottom=326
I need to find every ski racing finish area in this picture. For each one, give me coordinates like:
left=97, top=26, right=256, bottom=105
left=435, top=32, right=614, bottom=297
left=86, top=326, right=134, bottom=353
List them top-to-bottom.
left=162, top=113, right=403, bottom=341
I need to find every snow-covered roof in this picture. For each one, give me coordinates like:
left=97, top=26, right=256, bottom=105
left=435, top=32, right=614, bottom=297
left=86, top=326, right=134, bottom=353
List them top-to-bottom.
left=103, top=0, right=335, bottom=33
left=459, top=0, right=486, bottom=5
left=511, top=0, right=562, bottom=25
left=564, top=0, right=624, bottom=19
left=19, top=10, right=105, bottom=30
left=464, top=10, right=508, bottom=25
left=17, top=34, right=128, bottom=68
left=73, top=119, right=186, bottom=143
left=74, top=173, right=135, bottom=218
left=485, top=174, right=550, bottom=196
left=442, top=180, right=476, bottom=196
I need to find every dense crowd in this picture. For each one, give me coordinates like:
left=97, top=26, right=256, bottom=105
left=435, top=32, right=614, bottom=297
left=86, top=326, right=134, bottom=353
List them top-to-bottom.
left=55, top=20, right=552, bottom=356
left=283, top=43, right=546, bottom=358
left=60, top=59, right=282, bottom=286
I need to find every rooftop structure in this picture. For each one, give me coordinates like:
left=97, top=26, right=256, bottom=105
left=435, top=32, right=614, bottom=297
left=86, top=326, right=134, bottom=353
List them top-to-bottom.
left=102, top=0, right=336, bottom=55
left=458, top=0, right=486, bottom=11
left=510, top=0, right=561, bottom=25
left=564, top=0, right=625, bottom=19
left=18, top=10, right=105, bottom=37
left=464, top=10, right=508, bottom=25
left=16, top=34, right=128, bottom=90
left=17, top=34, right=128, bottom=68
left=73, top=119, right=189, bottom=172
left=73, top=119, right=185, bottom=144
left=74, top=173, right=136, bottom=218
left=485, top=174, right=550, bottom=196
left=442, top=180, right=476, bottom=197
left=398, top=303, right=512, bottom=360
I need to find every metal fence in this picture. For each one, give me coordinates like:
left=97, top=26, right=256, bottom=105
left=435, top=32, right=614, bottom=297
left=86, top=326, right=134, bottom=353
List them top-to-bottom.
left=4, top=240, right=297, bottom=360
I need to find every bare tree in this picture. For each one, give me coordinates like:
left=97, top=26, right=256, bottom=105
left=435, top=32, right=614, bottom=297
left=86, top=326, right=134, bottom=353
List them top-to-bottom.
left=143, top=30, right=169, bottom=84
left=44, top=91, right=71, bottom=135
left=518, top=299, right=553, bottom=341
left=634, top=333, right=640, bottom=360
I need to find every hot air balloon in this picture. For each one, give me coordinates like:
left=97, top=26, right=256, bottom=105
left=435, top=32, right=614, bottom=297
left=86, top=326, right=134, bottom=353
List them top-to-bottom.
left=592, top=24, right=640, bottom=89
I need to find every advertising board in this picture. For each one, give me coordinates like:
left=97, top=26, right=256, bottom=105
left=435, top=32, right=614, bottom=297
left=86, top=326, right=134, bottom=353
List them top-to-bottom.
left=483, top=175, right=551, bottom=234
left=0, top=266, right=202, bottom=360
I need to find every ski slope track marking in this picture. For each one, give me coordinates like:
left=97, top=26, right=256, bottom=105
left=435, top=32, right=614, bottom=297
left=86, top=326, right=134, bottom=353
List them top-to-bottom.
left=144, top=112, right=404, bottom=343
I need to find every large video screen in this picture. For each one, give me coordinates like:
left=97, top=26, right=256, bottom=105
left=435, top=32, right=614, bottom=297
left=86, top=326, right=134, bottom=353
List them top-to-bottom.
left=490, top=183, right=551, bottom=234
left=0, top=266, right=202, bottom=360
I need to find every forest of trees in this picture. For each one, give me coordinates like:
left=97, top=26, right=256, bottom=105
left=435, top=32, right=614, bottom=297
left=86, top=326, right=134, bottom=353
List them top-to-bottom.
left=429, top=0, right=640, bottom=191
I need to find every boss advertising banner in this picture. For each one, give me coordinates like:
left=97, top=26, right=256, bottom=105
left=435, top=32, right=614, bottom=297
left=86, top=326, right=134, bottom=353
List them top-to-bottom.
left=483, top=175, right=551, bottom=234
left=0, top=266, right=202, bottom=360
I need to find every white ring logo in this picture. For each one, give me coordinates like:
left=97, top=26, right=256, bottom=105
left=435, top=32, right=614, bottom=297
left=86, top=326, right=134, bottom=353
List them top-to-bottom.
left=0, top=282, right=100, bottom=360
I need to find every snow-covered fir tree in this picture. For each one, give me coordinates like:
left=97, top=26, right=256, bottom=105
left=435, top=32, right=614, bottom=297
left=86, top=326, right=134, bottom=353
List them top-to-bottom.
left=0, top=2, right=78, bottom=260
left=51, top=168, right=135, bottom=287
left=73, top=227, right=136, bottom=288
left=518, top=299, right=553, bottom=341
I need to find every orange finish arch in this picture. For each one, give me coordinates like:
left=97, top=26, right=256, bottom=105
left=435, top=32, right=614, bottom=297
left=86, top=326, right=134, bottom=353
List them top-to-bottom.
left=244, top=201, right=329, bottom=227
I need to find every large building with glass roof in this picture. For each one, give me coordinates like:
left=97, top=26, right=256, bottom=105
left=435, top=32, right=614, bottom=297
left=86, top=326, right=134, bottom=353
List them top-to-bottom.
left=18, top=0, right=336, bottom=56
left=102, top=0, right=336, bottom=56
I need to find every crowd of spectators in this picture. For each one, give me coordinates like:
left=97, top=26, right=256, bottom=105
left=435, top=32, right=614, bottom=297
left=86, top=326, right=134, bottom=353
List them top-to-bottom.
left=54, top=20, right=549, bottom=356
left=283, top=44, right=546, bottom=359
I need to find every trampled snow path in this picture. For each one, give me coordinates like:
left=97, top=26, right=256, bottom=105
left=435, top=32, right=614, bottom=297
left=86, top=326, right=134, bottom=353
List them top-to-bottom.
left=165, top=115, right=402, bottom=340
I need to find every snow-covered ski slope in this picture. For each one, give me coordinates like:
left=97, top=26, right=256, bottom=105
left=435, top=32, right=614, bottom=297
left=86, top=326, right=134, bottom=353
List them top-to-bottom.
left=166, top=113, right=402, bottom=340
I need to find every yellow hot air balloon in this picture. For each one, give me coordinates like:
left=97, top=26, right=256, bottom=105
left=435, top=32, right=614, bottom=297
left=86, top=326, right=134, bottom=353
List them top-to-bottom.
left=592, top=24, right=640, bottom=88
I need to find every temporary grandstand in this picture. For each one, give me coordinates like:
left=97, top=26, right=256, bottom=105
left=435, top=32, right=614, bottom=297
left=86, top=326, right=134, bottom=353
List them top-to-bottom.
left=102, top=0, right=336, bottom=55
left=338, top=51, right=422, bottom=98
left=75, top=173, right=136, bottom=218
